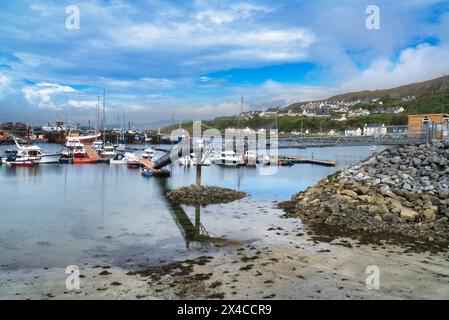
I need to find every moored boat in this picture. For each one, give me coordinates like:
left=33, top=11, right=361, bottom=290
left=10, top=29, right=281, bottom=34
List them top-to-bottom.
left=142, top=147, right=155, bottom=159
left=212, top=151, right=244, bottom=167
left=72, top=158, right=99, bottom=164
left=7, top=160, right=34, bottom=168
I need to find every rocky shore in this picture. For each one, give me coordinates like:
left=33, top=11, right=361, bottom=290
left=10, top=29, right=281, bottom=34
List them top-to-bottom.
left=284, top=142, right=449, bottom=251
left=166, top=185, right=246, bottom=206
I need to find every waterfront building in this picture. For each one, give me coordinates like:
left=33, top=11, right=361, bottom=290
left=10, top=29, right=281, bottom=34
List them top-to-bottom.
left=408, top=113, right=449, bottom=139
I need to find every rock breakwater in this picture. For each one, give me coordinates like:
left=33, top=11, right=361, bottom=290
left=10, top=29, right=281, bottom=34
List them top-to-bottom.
left=286, top=142, right=449, bottom=250
left=166, top=185, right=246, bottom=206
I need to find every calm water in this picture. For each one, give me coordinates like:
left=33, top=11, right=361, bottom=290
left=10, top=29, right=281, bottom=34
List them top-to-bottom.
left=0, top=144, right=380, bottom=271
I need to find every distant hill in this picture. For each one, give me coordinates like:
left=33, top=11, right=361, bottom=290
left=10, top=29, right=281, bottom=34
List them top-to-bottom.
left=327, top=75, right=449, bottom=102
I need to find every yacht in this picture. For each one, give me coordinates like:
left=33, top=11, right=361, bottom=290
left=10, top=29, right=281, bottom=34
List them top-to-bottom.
left=13, top=139, right=60, bottom=164
left=101, top=144, right=117, bottom=160
left=212, top=151, right=244, bottom=167
left=110, top=152, right=138, bottom=165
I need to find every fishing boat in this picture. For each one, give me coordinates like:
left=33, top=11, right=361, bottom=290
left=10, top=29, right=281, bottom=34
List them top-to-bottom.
left=66, top=133, right=101, bottom=145
left=30, top=135, right=49, bottom=144
left=61, top=139, right=87, bottom=159
left=212, top=151, right=244, bottom=167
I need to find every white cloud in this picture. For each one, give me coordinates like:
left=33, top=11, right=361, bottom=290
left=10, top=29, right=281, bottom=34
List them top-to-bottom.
left=341, top=43, right=449, bottom=92
left=0, top=74, right=11, bottom=96
left=0, top=75, right=10, bottom=86
left=22, top=82, right=76, bottom=109
left=67, top=100, right=98, bottom=109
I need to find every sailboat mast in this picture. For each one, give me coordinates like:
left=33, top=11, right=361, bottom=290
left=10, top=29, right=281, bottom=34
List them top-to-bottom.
left=103, top=89, right=106, bottom=143
left=96, top=96, right=100, bottom=140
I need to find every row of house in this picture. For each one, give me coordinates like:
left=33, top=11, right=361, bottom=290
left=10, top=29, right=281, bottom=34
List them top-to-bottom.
left=345, top=124, right=388, bottom=136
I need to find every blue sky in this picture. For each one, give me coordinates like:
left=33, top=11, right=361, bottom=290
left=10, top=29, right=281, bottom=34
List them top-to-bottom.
left=0, top=0, right=449, bottom=126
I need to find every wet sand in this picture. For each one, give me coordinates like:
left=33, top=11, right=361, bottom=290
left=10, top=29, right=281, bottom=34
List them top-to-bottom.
left=2, top=206, right=449, bottom=300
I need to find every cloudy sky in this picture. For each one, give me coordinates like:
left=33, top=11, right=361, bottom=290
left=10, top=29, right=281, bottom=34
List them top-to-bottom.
left=0, top=0, right=448, bottom=126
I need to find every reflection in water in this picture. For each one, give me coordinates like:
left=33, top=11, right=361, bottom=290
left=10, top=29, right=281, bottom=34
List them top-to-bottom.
left=0, top=144, right=381, bottom=269
left=156, top=176, right=241, bottom=249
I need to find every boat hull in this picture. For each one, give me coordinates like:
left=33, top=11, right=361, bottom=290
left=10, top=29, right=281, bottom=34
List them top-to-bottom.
left=37, top=154, right=61, bottom=164
left=72, top=158, right=99, bottom=164
left=8, top=161, right=34, bottom=168
left=127, top=162, right=140, bottom=169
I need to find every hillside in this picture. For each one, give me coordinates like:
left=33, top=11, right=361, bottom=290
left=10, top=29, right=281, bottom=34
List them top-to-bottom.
left=160, top=75, right=449, bottom=134
left=327, top=75, right=449, bottom=102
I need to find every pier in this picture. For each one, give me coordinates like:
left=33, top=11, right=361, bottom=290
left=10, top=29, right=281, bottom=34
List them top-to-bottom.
left=84, top=145, right=100, bottom=160
left=279, top=156, right=336, bottom=166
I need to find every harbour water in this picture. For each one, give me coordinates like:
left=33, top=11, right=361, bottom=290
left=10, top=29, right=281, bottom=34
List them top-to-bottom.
left=0, top=144, right=380, bottom=273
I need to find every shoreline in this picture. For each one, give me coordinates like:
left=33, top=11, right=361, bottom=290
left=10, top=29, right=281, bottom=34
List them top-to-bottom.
left=2, top=144, right=449, bottom=299
left=2, top=200, right=449, bottom=300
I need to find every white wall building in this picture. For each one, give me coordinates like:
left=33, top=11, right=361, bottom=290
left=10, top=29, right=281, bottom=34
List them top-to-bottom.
left=363, top=124, right=387, bottom=136
left=345, top=127, right=362, bottom=136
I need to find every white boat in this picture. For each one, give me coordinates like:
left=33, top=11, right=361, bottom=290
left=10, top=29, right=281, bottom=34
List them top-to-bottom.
left=66, top=133, right=101, bottom=144
left=13, top=139, right=60, bottom=164
left=61, top=139, right=86, bottom=159
left=93, top=140, right=103, bottom=151
left=101, top=144, right=117, bottom=160
left=115, top=144, right=126, bottom=153
left=370, top=145, right=377, bottom=151
left=142, top=147, right=155, bottom=159
left=244, top=150, right=257, bottom=167
left=212, top=151, right=244, bottom=167
left=110, top=152, right=137, bottom=164
left=179, top=153, right=196, bottom=166
left=258, top=154, right=271, bottom=165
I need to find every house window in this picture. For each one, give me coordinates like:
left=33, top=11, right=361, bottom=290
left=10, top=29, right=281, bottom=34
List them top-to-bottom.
left=422, top=117, right=430, bottom=127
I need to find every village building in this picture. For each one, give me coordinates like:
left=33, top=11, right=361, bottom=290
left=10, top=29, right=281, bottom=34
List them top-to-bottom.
left=408, top=113, right=449, bottom=139
left=363, top=123, right=387, bottom=136
left=345, top=127, right=362, bottom=136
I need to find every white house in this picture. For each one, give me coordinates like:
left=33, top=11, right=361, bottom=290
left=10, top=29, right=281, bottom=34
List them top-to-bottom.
left=349, top=108, right=370, bottom=117
left=363, top=123, right=387, bottom=136
left=345, top=127, right=362, bottom=136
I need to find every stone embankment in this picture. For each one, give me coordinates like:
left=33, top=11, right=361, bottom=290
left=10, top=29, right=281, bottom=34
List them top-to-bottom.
left=284, top=142, right=449, bottom=249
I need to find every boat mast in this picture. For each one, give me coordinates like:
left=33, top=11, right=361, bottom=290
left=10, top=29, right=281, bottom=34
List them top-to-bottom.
left=103, top=89, right=106, bottom=144
left=97, top=96, right=100, bottom=141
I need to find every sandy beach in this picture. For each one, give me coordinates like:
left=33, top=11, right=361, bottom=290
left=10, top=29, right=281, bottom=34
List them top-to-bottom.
left=2, top=204, right=448, bottom=300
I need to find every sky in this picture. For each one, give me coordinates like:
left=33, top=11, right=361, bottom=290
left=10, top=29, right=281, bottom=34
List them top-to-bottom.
left=0, top=0, right=449, bottom=126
